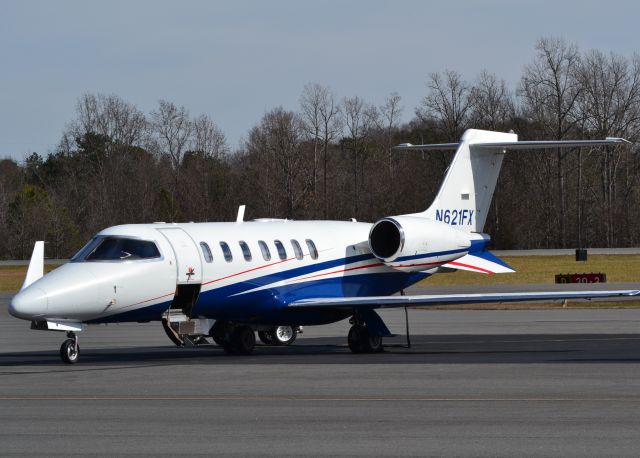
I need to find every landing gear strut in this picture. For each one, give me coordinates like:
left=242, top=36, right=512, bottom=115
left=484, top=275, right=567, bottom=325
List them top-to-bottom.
left=60, top=332, right=80, bottom=364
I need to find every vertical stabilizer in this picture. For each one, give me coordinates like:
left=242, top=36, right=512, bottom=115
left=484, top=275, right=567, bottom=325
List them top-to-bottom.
left=415, top=129, right=516, bottom=232
left=21, top=241, right=44, bottom=291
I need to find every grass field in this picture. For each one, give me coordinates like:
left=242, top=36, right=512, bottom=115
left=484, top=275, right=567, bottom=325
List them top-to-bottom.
left=422, top=254, right=640, bottom=285
left=1, top=255, right=639, bottom=308
left=0, top=265, right=59, bottom=294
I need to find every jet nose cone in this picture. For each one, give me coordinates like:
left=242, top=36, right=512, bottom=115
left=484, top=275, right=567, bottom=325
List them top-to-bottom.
left=9, top=287, right=48, bottom=320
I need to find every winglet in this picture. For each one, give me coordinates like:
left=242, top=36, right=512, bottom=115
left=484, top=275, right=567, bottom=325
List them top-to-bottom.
left=21, top=241, right=44, bottom=291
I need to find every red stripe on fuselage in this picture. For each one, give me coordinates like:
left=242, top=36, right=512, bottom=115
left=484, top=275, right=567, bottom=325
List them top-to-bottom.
left=201, top=256, right=297, bottom=286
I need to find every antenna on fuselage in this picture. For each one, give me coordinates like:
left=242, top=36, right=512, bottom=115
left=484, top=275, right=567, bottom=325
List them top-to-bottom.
left=236, top=205, right=246, bottom=223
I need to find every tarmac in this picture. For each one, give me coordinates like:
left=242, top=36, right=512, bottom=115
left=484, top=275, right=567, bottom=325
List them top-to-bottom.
left=1, top=290, right=640, bottom=457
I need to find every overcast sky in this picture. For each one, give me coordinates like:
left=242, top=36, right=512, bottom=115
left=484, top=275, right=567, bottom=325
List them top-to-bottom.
left=1, top=0, right=638, bottom=161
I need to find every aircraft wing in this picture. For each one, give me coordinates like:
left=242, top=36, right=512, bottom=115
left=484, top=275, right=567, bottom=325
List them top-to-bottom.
left=288, top=289, right=640, bottom=308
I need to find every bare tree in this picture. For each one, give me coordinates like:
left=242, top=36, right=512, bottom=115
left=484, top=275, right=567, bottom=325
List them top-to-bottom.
left=518, top=37, right=582, bottom=246
left=577, top=50, right=640, bottom=246
left=417, top=70, right=472, bottom=141
left=469, top=70, right=514, bottom=130
left=299, top=83, right=325, bottom=194
left=318, top=88, right=342, bottom=218
left=379, top=92, right=403, bottom=211
left=70, top=93, right=148, bottom=146
left=59, top=94, right=149, bottom=229
left=343, top=96, right=365, bottom=217
left=150, top=100, right=192, bottom=218
left=150, top=100, right=192, bottom=168
left=246, top=108, right=310, bottom=218
left=191, top=114, right=228, bottom=159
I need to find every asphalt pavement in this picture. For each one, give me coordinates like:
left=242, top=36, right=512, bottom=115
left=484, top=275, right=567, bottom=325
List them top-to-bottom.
left=1, top=292, right=640, bottom=457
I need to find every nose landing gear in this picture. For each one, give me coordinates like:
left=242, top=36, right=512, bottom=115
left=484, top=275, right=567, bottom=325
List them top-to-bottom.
left=258, top=325, right=300, bottom=346
left=60, top=332, right=80, bottom=364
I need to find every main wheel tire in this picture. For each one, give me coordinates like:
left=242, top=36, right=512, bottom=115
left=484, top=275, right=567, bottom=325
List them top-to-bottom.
left=209, top=321, right=230, bottom=346
left=347, top=325, right=367, bottom=353
left=347, top=325, right=383, bottom=353
left=227, top=326, right=255, bottom=355
left=273, top=326, right=297, bottom=345
left=258, top=330, right=276, bottom=345
left=366, top=333, right=383, bottom=353
left=60, top=339, right=80, bottom=364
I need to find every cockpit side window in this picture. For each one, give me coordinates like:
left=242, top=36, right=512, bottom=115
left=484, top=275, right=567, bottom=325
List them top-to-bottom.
left=70, top=237, right=100, bottom=262
left=81, top=237, right=161, bottom=261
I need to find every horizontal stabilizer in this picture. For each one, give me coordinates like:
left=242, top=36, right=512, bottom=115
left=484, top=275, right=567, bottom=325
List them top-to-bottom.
left=393, top=137, right=630, bottom=151
left=472, top=138, right=631, bottom=150
left=393, top=142, right=459, bottom=150
left=443, top=251, right=514, bottom=274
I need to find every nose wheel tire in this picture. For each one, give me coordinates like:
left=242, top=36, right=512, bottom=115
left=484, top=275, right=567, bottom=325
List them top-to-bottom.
left=348, top=325, right=383, bottom=354
left=258, top=326, right=298, bottom=346
left=273, top=326, right=297, bottom=345
left=60, top=338, right=80, bottom=364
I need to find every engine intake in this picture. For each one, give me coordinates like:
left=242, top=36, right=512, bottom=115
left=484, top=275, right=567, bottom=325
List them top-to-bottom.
left=369, top=218, right=404, bottom=260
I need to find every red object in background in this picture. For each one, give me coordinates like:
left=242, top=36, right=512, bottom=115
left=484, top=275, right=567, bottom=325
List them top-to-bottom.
left=569, top=273, right=606, bottom=283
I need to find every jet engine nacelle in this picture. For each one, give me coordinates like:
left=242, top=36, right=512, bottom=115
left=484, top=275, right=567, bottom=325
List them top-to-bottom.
left=368, top=216, right=470, bottom=270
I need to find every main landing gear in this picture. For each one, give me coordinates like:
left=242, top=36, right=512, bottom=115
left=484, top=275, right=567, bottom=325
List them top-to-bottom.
left=347, top=319, right=383, bottom=354
left=209, top=321, right=256, bottom=355
left=208, top=322, right=301, bottom=355
left=60, top=332, right=80, bottom=364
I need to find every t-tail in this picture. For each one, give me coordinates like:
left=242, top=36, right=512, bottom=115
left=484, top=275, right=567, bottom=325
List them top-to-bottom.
left=370, top=129, right=632, bottom=275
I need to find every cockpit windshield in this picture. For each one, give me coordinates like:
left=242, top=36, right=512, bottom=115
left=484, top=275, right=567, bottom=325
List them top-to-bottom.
left=70, top=237, right=161, bottom=262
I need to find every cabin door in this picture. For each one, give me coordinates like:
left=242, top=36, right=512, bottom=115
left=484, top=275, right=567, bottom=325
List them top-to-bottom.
left=157, top=228, right=203, bottom=285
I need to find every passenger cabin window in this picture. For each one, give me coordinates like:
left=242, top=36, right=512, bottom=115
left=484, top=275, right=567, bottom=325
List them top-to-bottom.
left=78, top=237, right=161, bottom=262
left=291, top=239, right=303, bottom=260
left=305, top=239, right=318, bottom=260
left=258, top=240, right=271, bottom=261
left=274, top=240, right=287, bottom=260
left=220, top=241, right=233, bottom=262
left=239, top=241, right=252, bottom=261
left=200, top=242, right=213, bottom=263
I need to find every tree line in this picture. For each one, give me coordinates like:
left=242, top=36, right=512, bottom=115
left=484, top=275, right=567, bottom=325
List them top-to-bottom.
left=1, top=37, right=639, bottom=259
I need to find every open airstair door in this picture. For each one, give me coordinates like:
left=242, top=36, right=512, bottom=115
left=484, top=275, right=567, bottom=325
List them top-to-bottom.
left=157, top=227, right=203, bottom=316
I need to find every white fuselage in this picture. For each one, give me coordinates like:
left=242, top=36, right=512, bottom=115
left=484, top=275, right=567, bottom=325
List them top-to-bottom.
left=10, top=219, right=470, bottom=326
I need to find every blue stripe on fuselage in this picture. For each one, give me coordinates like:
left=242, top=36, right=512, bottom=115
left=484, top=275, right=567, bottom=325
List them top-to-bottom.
left=200, top=252, right=376, bottom=298
left=192, top=270, right=430, bottom=323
